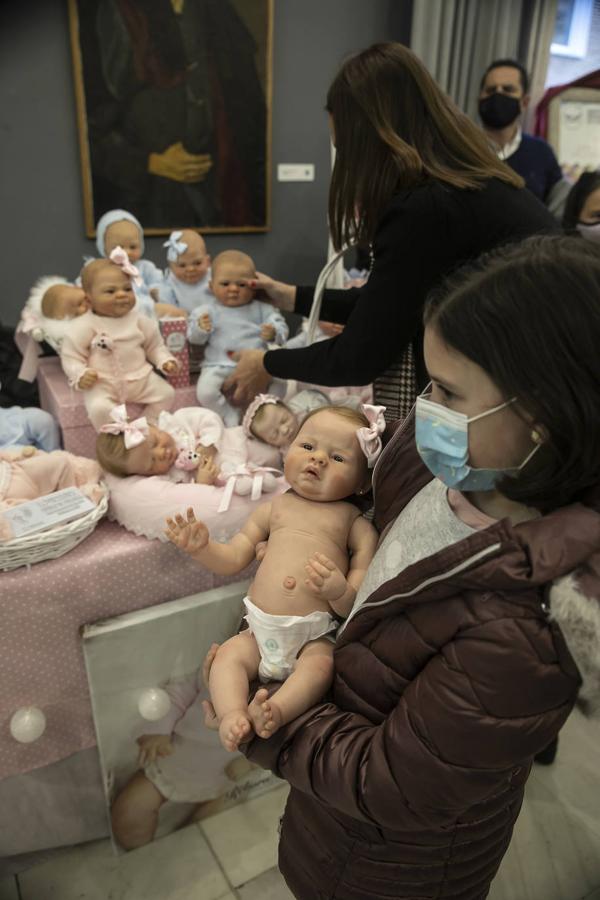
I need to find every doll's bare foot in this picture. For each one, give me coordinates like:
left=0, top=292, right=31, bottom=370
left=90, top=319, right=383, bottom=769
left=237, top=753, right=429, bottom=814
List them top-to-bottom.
left=248, top=688, right=283, bottom=738
left=219, top=710, right=253, bottom=752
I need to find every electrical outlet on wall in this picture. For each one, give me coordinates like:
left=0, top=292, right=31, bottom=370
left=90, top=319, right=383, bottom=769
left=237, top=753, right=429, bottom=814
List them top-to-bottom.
left=277, top=164, right=315, bottom=181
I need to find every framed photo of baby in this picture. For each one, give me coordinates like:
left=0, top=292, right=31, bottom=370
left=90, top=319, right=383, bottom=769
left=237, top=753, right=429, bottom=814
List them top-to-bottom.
left=68, top=0, right=273, bottom=236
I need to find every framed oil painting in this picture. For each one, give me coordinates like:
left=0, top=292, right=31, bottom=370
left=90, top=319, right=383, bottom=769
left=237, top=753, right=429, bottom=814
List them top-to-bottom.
left=68, top=0, right=273, bottom=236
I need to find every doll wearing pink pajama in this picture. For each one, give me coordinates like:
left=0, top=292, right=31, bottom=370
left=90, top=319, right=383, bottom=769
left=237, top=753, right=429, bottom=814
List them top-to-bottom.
left=60, top=257, right=178, bottom=431
left=0, top=448, right=102, bottom=511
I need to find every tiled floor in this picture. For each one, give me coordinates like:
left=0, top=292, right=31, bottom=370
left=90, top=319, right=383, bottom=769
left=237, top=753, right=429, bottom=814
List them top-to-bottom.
left=3, top=707, right=600, bottom=900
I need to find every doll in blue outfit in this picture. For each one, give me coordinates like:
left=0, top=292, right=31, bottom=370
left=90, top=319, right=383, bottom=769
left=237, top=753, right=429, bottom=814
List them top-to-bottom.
left=95, top=210, right=182, bottom=319
left=156, top=230, right=215, bottom=314
left=189, top=250, right=288, bottom=425
left=0, top=403, right=60, bottom=452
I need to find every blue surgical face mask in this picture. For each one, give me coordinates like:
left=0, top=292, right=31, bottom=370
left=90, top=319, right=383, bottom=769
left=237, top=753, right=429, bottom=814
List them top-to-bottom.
left=577, top=221, right=600, bottom=245
left=415, top=394, right=539, bottom=491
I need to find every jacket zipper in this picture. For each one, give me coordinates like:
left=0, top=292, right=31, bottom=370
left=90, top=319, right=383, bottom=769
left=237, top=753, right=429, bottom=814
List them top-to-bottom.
left=339, top=542, right=502, bottom=634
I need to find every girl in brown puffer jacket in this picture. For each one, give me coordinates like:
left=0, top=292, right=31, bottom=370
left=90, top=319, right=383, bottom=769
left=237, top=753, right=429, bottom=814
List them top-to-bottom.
left=233, top=235, right=600, bottom=899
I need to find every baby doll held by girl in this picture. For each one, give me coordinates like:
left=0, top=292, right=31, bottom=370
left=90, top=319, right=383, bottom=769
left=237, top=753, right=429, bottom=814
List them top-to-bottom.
left=156, top=230, right=214, bottom=313
left=188, top=250, right=289, bottom=426
left=60, top=255, right=178, bottom=431
left=166, top=405, right=384, bottom=752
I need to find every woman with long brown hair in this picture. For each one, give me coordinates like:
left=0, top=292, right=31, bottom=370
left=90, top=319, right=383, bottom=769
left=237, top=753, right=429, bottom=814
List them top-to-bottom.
left=225, top=42, right=556, bottom=419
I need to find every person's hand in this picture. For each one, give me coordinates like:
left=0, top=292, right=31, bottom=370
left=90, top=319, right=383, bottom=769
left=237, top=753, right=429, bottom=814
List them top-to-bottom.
left=148, top=142, right=213, bottom=184
left=248, top=272, right=296, bottom=312
left=155, top=302, right=186, bottom=319
left=198, top=313, right=212, bottom=333
left=319, top=320, right=344, bottom=337
left=260, top=323, right=276, bottom=342
left=221, top=349, right=270, bottom=407
left=162, top=360, right=179, bottom=375
left=78, top=370, right=98, bottom=390
left=165, top=507, right=209, bottom=556
left=255, top=540, right=268, bottom=562
left=305, top=552, right=348, bottom=605
left=202, top=642, right=220, bottom=690
left=137, top=734, right=174, bottom=767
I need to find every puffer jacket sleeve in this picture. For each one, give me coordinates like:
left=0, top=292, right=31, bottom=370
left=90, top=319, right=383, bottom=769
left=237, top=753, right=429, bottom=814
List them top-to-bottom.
left=244, top=614, right=577, bottom=831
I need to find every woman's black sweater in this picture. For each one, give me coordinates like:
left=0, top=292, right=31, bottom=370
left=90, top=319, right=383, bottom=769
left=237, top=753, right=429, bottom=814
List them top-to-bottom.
left=264, top=178, right=557, bottom=389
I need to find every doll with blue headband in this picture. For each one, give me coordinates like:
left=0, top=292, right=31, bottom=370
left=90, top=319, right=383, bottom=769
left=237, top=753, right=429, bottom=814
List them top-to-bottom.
left=95, top=209, right=182, bottom=319
left=155, top=229, right=214, bottom=313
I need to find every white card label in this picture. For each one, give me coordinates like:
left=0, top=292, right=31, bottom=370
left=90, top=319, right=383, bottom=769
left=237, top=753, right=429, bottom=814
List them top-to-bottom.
left=1, top=487, right=96, bottom=540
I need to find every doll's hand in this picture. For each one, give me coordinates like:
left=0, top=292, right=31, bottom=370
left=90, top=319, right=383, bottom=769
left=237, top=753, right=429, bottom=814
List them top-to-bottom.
left=155, top=302, right=187, bottom=319
left=198, top=313, right=212, bottom=333
left=260, top=323, right=276, bottom=341
left=162, top=360, right=179, bottom=375
left=78, top=370, right=98, bottom=390
left=195, top=454, right=220, bottom=485
left=165, top=507, right=209, bottom=556
left=305, top=552, right=348, bottom=605
left=136, top=734, right=174, bottom=767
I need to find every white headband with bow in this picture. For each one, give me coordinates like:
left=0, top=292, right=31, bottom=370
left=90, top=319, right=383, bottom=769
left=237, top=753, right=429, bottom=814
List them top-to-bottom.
left=163, top=231, right=188, bottom=262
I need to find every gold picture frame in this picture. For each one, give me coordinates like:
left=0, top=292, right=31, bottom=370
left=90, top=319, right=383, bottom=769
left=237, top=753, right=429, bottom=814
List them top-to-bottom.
left=68, top=0, right=273, bottom=237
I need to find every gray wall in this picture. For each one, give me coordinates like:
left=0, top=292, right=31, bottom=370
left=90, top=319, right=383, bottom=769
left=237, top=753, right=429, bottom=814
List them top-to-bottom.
left=0, top=0, right=409, bottom=328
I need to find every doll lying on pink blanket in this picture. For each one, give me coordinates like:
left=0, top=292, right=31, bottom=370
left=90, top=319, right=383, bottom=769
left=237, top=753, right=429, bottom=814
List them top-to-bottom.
left=96, top=406, right=288, bottom=542
left=0, top=447, right=104, bottom=539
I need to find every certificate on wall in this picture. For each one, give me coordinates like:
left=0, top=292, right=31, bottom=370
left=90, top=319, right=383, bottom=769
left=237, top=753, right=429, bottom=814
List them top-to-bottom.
left=547, top=87, right=600, bottom=171
left=558, top=100, right=600, bottom=169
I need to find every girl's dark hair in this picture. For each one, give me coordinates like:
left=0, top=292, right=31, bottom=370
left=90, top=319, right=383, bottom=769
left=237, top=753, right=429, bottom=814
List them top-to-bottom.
left=326, top=42, right=523, bottom=250
left=562, top=171, right=600, bottom=232
left=424, top=235, right=600, bottom=512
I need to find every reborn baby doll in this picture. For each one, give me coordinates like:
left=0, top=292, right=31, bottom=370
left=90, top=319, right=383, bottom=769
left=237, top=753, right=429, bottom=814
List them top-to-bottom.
left=95, top=209, right=182, bottom=319
left=156, top=230, right=214, bottom=314
left=188, top=250, right=289, bottom=425
left=59, top=254, right=178, bottom=430
left=96, top=404, right=281, bottom=497
left=166, top=405, right=385, bottom=751
left=0, top=446, right=104, bottom=538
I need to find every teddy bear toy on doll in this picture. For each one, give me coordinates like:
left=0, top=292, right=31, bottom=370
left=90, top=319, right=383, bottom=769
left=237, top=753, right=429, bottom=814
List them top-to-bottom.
left=174, top=449, right=202, bottom=472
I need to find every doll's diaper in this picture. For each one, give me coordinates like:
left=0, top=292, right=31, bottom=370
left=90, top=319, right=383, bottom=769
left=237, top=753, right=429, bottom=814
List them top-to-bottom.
left=242, top=596, right=337, bottom=682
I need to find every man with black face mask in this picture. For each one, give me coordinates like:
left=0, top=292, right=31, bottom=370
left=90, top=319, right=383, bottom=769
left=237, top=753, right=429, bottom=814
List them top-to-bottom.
left=479, top=59, right=562, bottom=204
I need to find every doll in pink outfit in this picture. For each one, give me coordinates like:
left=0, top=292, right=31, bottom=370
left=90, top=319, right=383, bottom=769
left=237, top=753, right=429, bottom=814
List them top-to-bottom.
left=59, top=252, right=178, bottom=431
left=96, top=405, right=281, bottom=494
left=0, top=447, right=103, bottom=538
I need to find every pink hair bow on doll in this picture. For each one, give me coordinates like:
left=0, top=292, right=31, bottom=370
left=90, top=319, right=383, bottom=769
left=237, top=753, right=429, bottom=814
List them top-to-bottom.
left=109, top=246, right=143, bottom=286
left=99, top=404, right=149, bottom=449
left=357, top=404, right=386, bottom=468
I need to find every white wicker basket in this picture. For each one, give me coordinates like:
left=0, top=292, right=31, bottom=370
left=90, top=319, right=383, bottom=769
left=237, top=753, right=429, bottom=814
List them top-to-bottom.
left=0, top=486, right=109, bottom=573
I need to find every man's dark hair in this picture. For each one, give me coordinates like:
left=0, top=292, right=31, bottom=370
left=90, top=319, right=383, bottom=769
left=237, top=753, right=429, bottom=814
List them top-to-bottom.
left=480, top=59, right=529, bottom=94
left=424, top=236, right=600, bottom=512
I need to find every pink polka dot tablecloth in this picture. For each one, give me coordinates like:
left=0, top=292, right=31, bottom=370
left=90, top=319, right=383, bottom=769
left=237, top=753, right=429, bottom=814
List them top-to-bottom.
left=0, top=520, right=255, bottom=780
